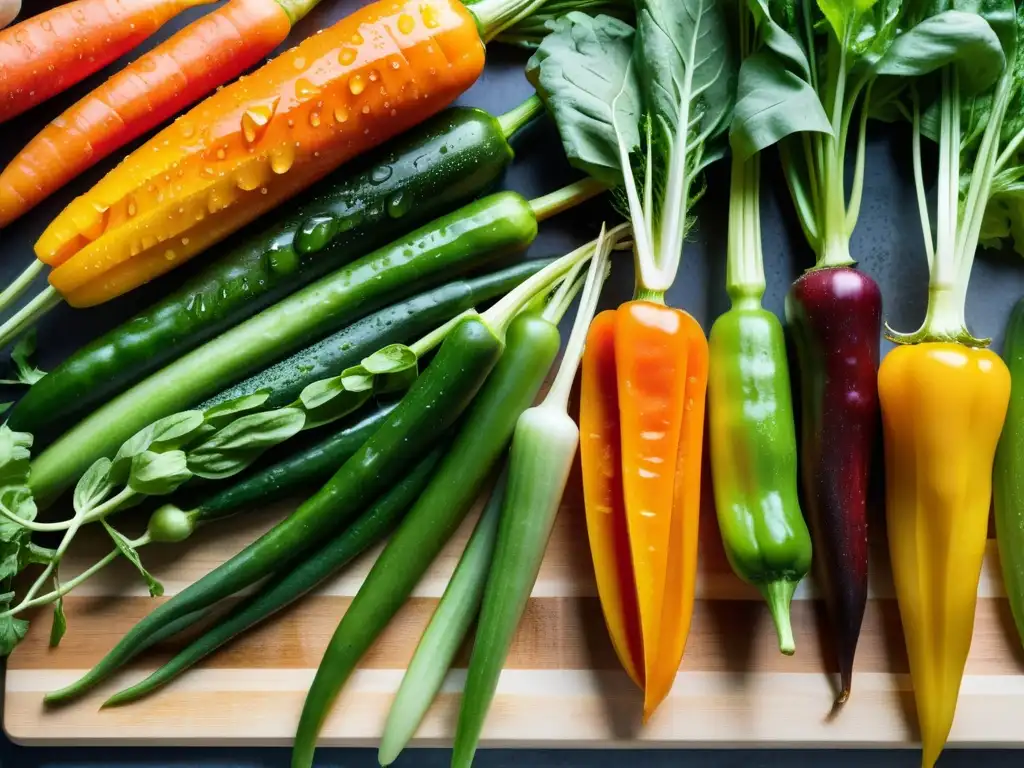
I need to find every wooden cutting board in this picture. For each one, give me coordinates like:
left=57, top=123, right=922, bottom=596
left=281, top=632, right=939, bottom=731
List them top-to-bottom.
left=5, top=467, right=1024, bottom=749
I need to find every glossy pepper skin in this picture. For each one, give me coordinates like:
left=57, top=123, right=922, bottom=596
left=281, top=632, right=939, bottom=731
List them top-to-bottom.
left=786, top=265, right=880, bottom=701
left=995, top=300, right=1024, bottom=651
left=708, top=301, right=812, bottom=654
left=880, top=343, right=1009, bottom=768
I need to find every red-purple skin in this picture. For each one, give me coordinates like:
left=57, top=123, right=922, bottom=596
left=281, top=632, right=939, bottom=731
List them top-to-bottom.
left=786, top=265, right=881, bottom=703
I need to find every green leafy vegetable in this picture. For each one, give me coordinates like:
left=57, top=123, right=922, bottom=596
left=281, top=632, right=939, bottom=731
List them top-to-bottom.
left=731, top=0, right=1006, bottom=267
left=887, top=0, right=1020, bottom=344
left=528, top=7, right=737, bottom=297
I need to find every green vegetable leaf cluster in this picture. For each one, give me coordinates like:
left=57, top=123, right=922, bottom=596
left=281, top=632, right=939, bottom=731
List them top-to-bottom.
left=730, top=0, right=1006, bottom=268
left=527, top=5, right=737, bottom=296
left=0, top=331, right=47, bottom=399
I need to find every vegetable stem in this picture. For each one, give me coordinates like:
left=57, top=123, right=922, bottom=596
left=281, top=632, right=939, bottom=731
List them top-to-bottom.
left=273, top=0, right=321, bottom=24
left=471, top=0, right=551, bottom=43
left=911, top=91, right=936, bottom=272
left=497, top=95, right=543, bottom=138
left=726, top=152, right=764, bottom=308
left=528, top=178, right=607, bottom=222
left=544, top=226, right=616, bottom=410
left=0, top=261, right=44, bottom=316
left=0, top=287, right=61, bottom=351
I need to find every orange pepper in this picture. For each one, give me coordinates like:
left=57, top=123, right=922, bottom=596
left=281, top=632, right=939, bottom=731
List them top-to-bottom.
left=580, top=300, right=708, bottom=718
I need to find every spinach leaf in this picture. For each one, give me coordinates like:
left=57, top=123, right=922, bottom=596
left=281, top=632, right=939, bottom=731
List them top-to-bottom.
left=526, top=12, right=642, bottom=185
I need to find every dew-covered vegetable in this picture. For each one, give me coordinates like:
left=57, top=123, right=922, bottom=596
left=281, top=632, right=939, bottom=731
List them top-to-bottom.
left=7, top=100, right=542, bottom=433
left=27, top=181, right=601, bottom=510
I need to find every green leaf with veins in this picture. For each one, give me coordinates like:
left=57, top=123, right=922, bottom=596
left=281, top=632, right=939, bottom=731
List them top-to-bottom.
left=816, top=0, right=880, bottom=49
left=526, top=13, right=642, bottom=186
left=202, top=391, right=271, bottom=430
left=187, top=408, right=306, bottom=480
left=128, top=450, right=193, bottom=496
left=74, top=457, right=115, bottom=514
left=102, top=521, right=164, bottom=597
left=0, top=609, right=28, bottom=656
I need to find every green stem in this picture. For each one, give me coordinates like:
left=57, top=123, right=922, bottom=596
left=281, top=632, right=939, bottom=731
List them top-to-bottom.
left=273, top=0, right=322, bottom=24
left=470, top=0, right=551, bottom=42
left=815, top=39, right=855, bottom=270
left=844, top=79, right=872, bottom=236
left=910, top=90, right=936, bottom=273
left=497, top=95, right=544, bottom=139
left=726, top=151, right=764, bottom=309
left=528, top=178, right=608, bottom=222
left=544, top=226, right=617, bottom=410
left=483, top=240, right=597, bottom=335
left=0, top=261, right=45, bottom=316
left=0, top=287, right=61, bottom=351
left=633, top=287, right=665, bottom=303
left=409, top=310, right=477, bottom=358
left=762, top=580, right=797, bottom=656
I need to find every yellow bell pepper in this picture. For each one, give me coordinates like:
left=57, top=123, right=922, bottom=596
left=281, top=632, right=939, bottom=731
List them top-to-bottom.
left=881, top=59, right=1015, bottom=767
left=879, top=343, right=1009, bottom=767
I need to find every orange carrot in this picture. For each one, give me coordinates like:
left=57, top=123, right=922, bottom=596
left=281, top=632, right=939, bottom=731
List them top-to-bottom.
left=0, top=0, right=213, bottom=124
left=0, top=0, right=306, bottom=228
left=580, top=309, right=645, bottom=690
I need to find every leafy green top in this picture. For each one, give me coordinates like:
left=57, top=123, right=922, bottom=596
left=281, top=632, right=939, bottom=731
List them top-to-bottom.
left=731, top=0, right=1005, bottom=270
left=527, top=5, right=737, bottom=299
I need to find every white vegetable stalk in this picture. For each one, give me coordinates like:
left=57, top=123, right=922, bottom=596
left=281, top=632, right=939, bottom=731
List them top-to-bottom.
left=451, top=226, right=617, bottom=768
left=377, top=468, right=508, bottom=767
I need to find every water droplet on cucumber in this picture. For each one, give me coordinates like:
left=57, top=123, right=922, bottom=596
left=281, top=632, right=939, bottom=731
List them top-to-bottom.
left=370, top=165, right=393, bottom=184
left=295, top=215, right=339, bottom=254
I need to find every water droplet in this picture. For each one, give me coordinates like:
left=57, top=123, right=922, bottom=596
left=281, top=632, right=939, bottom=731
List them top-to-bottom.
left=421, top=3, right=440, bottom=28
left=397, top=13, right=416, bottom=34
left=351, top=32, right=364, bottom=45
left=339, top=48, right=356, bottom=65
left=293, top=55, right=306, bottom=70
left=391, top=60, right=400, bottom=70
left=368, top=70, right=379, bottom=83
left=349, top=74, right=365, bottom=95
left=295, top=77, right=320, bottom=100
left=362, top=104, right=370, bottom=114
left=334, top=105, right=350, bottom=124
left=241, top=106, right=272, bottom=144
left=390, top=108, right=397, bottom=117
left=310, top=110, right=321, bottom=127
left=179, top=120, right=195, bottom=139
left=270, top=144, right=296, bottom=175
left=439, top=145, right=448, bottom=155
left=216, top=147, right=227, bottom=160
left=235, top=163, right=269, bottom=192
left=370, top=165, right=393, bottom=184
left=387, top=192, right=410, bottom=218
left=126, top=196, right=138, bottom=217
left=295, top=215, right=339, bottom=254
left=181, top=237, right=190, bottom=246
left=268, top=248, right=300, bottom=274
left=164, top=249, right=177, bottom=261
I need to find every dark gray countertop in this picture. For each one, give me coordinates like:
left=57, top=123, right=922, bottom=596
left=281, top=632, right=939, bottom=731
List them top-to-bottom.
left=1, top=1, right=1023, bottom=766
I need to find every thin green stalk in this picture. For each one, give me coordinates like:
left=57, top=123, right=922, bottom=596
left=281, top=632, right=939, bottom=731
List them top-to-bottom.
left=472, top=0, right=554, bottom=42
left=844, top=79, right=873, bottom=236
left=911, top=92, right=936, bottom=273
left=497, top=96, right=543, bottom=138
left=726, top=152, right=764, bottom=308
left=528, top=178, right=608, bottom=222
left=0, top=261, right=45, bottom=317
left=0, top=287, right=61, bottom=351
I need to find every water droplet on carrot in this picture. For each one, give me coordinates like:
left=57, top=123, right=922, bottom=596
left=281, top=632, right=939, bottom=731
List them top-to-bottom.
left=421, top=4, right=440, bottom=28
left=398, top=13, right=415, bottom=34
left=351, top=32, right=364, bottom=44
left=339, top=48, right=356, bottom=65
left=293, top=55, right=306, bottom=70
left=369, top=70, right=379, bottom=83
left=349, top=75, right=365, bottom=95
left=296, top=78, right=320, bottom=100
left=362, top=104, right=370, bottom=114
left=334, top=105, right=350, bottom=124
left=310, top=111, right=321, bottom=128
left=180, top=120, right=195, bottom=139
left=270, top=145, right=296, bottom=175
left=216, top=147, right=227, bottom=160
left=235, top=163, right=269, bottom=192
left=127, top=196, right=138, bottom=217
left=181, top=237, right=190, bottom=246
left=164, top=249, right=177, bottom=261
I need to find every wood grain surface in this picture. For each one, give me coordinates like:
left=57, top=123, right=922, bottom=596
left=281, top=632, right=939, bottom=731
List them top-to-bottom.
left=5, top=466, right=1024, bottom=749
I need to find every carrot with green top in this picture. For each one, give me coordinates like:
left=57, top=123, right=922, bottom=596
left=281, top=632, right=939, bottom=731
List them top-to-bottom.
left=0, top=0, right=318, bottom=229
left=0, top=0, right=213, bottom=125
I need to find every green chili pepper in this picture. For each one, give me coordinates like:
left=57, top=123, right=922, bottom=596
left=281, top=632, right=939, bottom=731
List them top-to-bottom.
left=708, top=154, right=812, bottom=655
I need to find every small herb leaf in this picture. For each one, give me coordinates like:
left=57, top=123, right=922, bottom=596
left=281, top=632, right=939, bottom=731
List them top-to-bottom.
left=202, top=391, right=271, bottom=429
left=187, top=408, right=306, bottom=480
left=128, top=450, right=192, bottom=497
left=74, top=457, right=115, bottom=513
left=102, top=521, right=164, bottom=597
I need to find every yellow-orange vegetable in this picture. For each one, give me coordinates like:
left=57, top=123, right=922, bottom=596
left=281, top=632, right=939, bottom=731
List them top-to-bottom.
left=35, top=0, right=487, bottom=308
left=879, top=343, right=1009, bottom=768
